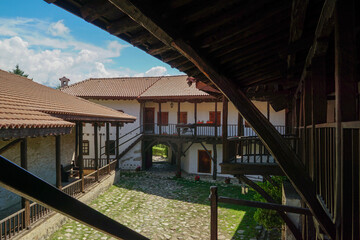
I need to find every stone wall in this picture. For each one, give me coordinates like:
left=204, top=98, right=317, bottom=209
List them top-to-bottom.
left=0, top=129, right=75, bottom=219
left=119, top=141, right=142, bottom=169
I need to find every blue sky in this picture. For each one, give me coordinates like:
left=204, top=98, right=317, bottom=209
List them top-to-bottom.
left=0, top=0, right=182, bottom=86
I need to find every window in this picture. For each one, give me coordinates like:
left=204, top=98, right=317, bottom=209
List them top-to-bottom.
left=209, top=111, right=221, bottom=126
left=157, top=112, right=169, bottom=125
left=178, top=112, right=188, bottom=124
left=82, top=140, right=89, bottom=155
left=105, top=140, right=116, bottom=155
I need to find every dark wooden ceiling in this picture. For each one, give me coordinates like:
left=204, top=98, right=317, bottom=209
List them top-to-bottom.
left=46, top=0, right=325, bottom=111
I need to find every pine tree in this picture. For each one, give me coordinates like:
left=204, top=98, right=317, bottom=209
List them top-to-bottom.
left=9, top=64, right=29, bottom=77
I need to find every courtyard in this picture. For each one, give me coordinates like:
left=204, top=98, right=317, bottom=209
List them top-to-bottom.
left=49, top=167, right=263, bottom=240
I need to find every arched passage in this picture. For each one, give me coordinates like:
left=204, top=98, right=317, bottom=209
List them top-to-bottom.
left=142, top=140, right=176, bottom=170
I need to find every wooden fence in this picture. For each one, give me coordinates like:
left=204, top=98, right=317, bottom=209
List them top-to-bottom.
left=0, top=160, right=118, bottom=240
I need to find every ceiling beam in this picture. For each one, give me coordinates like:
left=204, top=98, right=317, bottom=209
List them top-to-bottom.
left=109, top=0, right=335, bottom=237
left=287, top=0, right=309, bottom=73
left=294, top=0, right=336, bottom=98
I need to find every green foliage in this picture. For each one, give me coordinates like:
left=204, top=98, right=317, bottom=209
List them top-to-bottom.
left=9, top=64, right=29, bottom=77
left=152, top=144, right=168, bottom=157
left=253, top=176, right=286, bottom=230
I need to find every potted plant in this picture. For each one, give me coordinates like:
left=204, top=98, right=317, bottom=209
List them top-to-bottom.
left=135, top=166, right=141, bottom=172
left=195, top=175, right=200, bottom=181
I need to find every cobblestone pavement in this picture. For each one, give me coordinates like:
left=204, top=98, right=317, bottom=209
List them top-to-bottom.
left=50, top=164, right=267, bottom=240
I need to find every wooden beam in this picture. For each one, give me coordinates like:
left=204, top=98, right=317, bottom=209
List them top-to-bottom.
left=287, top=0, right=309, bottom=73
left=294, top=0, right=336, bottom=99
left=109, top=1, right=335, bottom=238
left=334, top=1, right=357, bottom=239
left=222, top=96, right=229, bottom=163
left=214, top=101, right=218, bottom=138
left=158, top=102, right=162, bottom=135
left=194, top=102, right=197, bottom=136
left=78, top=122, right=84, bottom=192
left=106, top=122, right=110, bottom=174
left=94, top=123, right=99, bottom=182
left=116, top=123, right=120, bottom=169
left=55, top=135, right=61, bottom=189
left=0, top=138, right=22, bottom=155
left=20, top=138, right=30, bottom=229
left=212, top=143, right=217, bottom=180
left=0, top=155, right=149, bottom=240
left=210, top=186, right=218, bottom=240
left=218, top=196, right=312, bottom=215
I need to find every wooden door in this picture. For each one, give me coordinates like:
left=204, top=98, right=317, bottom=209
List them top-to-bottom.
left=144, top=108, right=155, bottom=132
left=198, top=150, right=211, bottom=173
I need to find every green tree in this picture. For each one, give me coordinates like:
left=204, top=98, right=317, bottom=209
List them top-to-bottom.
left=9, top=64, right=29, bottom=77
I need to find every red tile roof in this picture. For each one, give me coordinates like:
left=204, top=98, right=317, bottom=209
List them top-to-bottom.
left=0, top=70, right=136, bottom=131
left=61, top=75, right=215, bottom=100
left=138, top=75, right=212, bottom=100
left=61, top=77, right=160, bottom=99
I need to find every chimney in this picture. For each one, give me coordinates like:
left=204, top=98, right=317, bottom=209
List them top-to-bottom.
left=59, top=76, right=70, bottom=87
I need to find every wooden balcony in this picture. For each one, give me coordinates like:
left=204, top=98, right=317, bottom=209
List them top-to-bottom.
left=221, top=135, right=298, bottom=176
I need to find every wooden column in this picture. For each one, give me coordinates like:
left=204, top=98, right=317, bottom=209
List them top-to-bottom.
left=335, top=1, right=357, bottom=239
left=222, top=96, right=229, bottom=163
left=214, top=101, right=218, bottom=137
left=158, top=102, right=162, bottom=135
left=177, top=102, right=181, bottom=136
left=194, top=102, right=197, bottom=136
left=267, top=102, right=270, bottom=121
left=237, top=114, right=244, bottom=136
left=75, top=121, right=79, bottom=166
left=78, top=122, right=84, bottom=192
left=106, top=122, right=110, bottom=174
left=116, top=122, right=120, bottom=169
left=94, top=123, right=99, bottom=182
left=55, top=135, right=61, bottom=189
left=21, top=138, right=30, bottom=229
left=176, top=143, right=182, bottom=174
left=212, top=143, right=217, bottom=180
left=210, top=186, right=218, bottom=240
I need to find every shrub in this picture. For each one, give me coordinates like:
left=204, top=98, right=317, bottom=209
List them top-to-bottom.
left=152, top=144, right=168, bottom=157
left=195, top=175, right=200, bottom=181
left=253, top=176, right=286, bottom=230
left=225, top=177, right=231, bottom=184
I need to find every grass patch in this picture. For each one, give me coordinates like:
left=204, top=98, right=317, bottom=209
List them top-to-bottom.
left=50, top=173, right=261, bottom=239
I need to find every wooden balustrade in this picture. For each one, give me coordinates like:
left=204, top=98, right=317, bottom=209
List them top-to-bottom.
left=0, top=160, right=118, bottom=239
left=0, top=208, right=25, bottom=240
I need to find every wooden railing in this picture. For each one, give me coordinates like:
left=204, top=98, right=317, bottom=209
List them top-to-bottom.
left=141, top=123, right=290, bottom=138
left=230, top=135, right=298, bottom=164
left=83, top=158, right=115, bottom=169
left=0, top=160, right=118, bottom=240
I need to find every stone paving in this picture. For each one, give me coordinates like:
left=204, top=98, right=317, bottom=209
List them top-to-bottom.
left=50, top=163, right=270, bottom=240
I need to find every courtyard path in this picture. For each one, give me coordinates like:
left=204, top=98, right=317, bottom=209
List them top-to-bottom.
left=50, top=167, right=262, bottom=240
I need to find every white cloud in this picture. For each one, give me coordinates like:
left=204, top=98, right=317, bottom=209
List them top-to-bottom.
left=0, top=17, right=172, bottom=87
left=48, top=20, right=70, bottom=37
left=134, top=66, right=168, bottom=77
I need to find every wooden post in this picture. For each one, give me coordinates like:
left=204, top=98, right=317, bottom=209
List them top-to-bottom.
left=335, top=1, right=357, bottom=239
left=222, top=96, right=229, bottom=162
left=214, top=101, right=218, bottom=137
left=158, top=102, right=162, bottom=135
left=177, top=102, right=181, bottom=136
left=194, top=102, right=197, bottom=136
left=267, top=102, right=270, bottom=121
left=237, top=114, right=244, bottom=157
left=75, top=121, right=79, bottom=166
left=78, top=122, right=84, bottom=192
left=106, top=122, right=110, bottom=174
left=116, top=122, right=120, bottom=169
left=94, top=123, right=99, bottom=182
left=55, top=135, right=62, bottom=189
left=21, top=138, right=30, bottom=229
left=176, top=143, right=182, bottom=174
left=212, top=143, right=217, bottom=180
left=210, top=186, right=218, bottom=240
